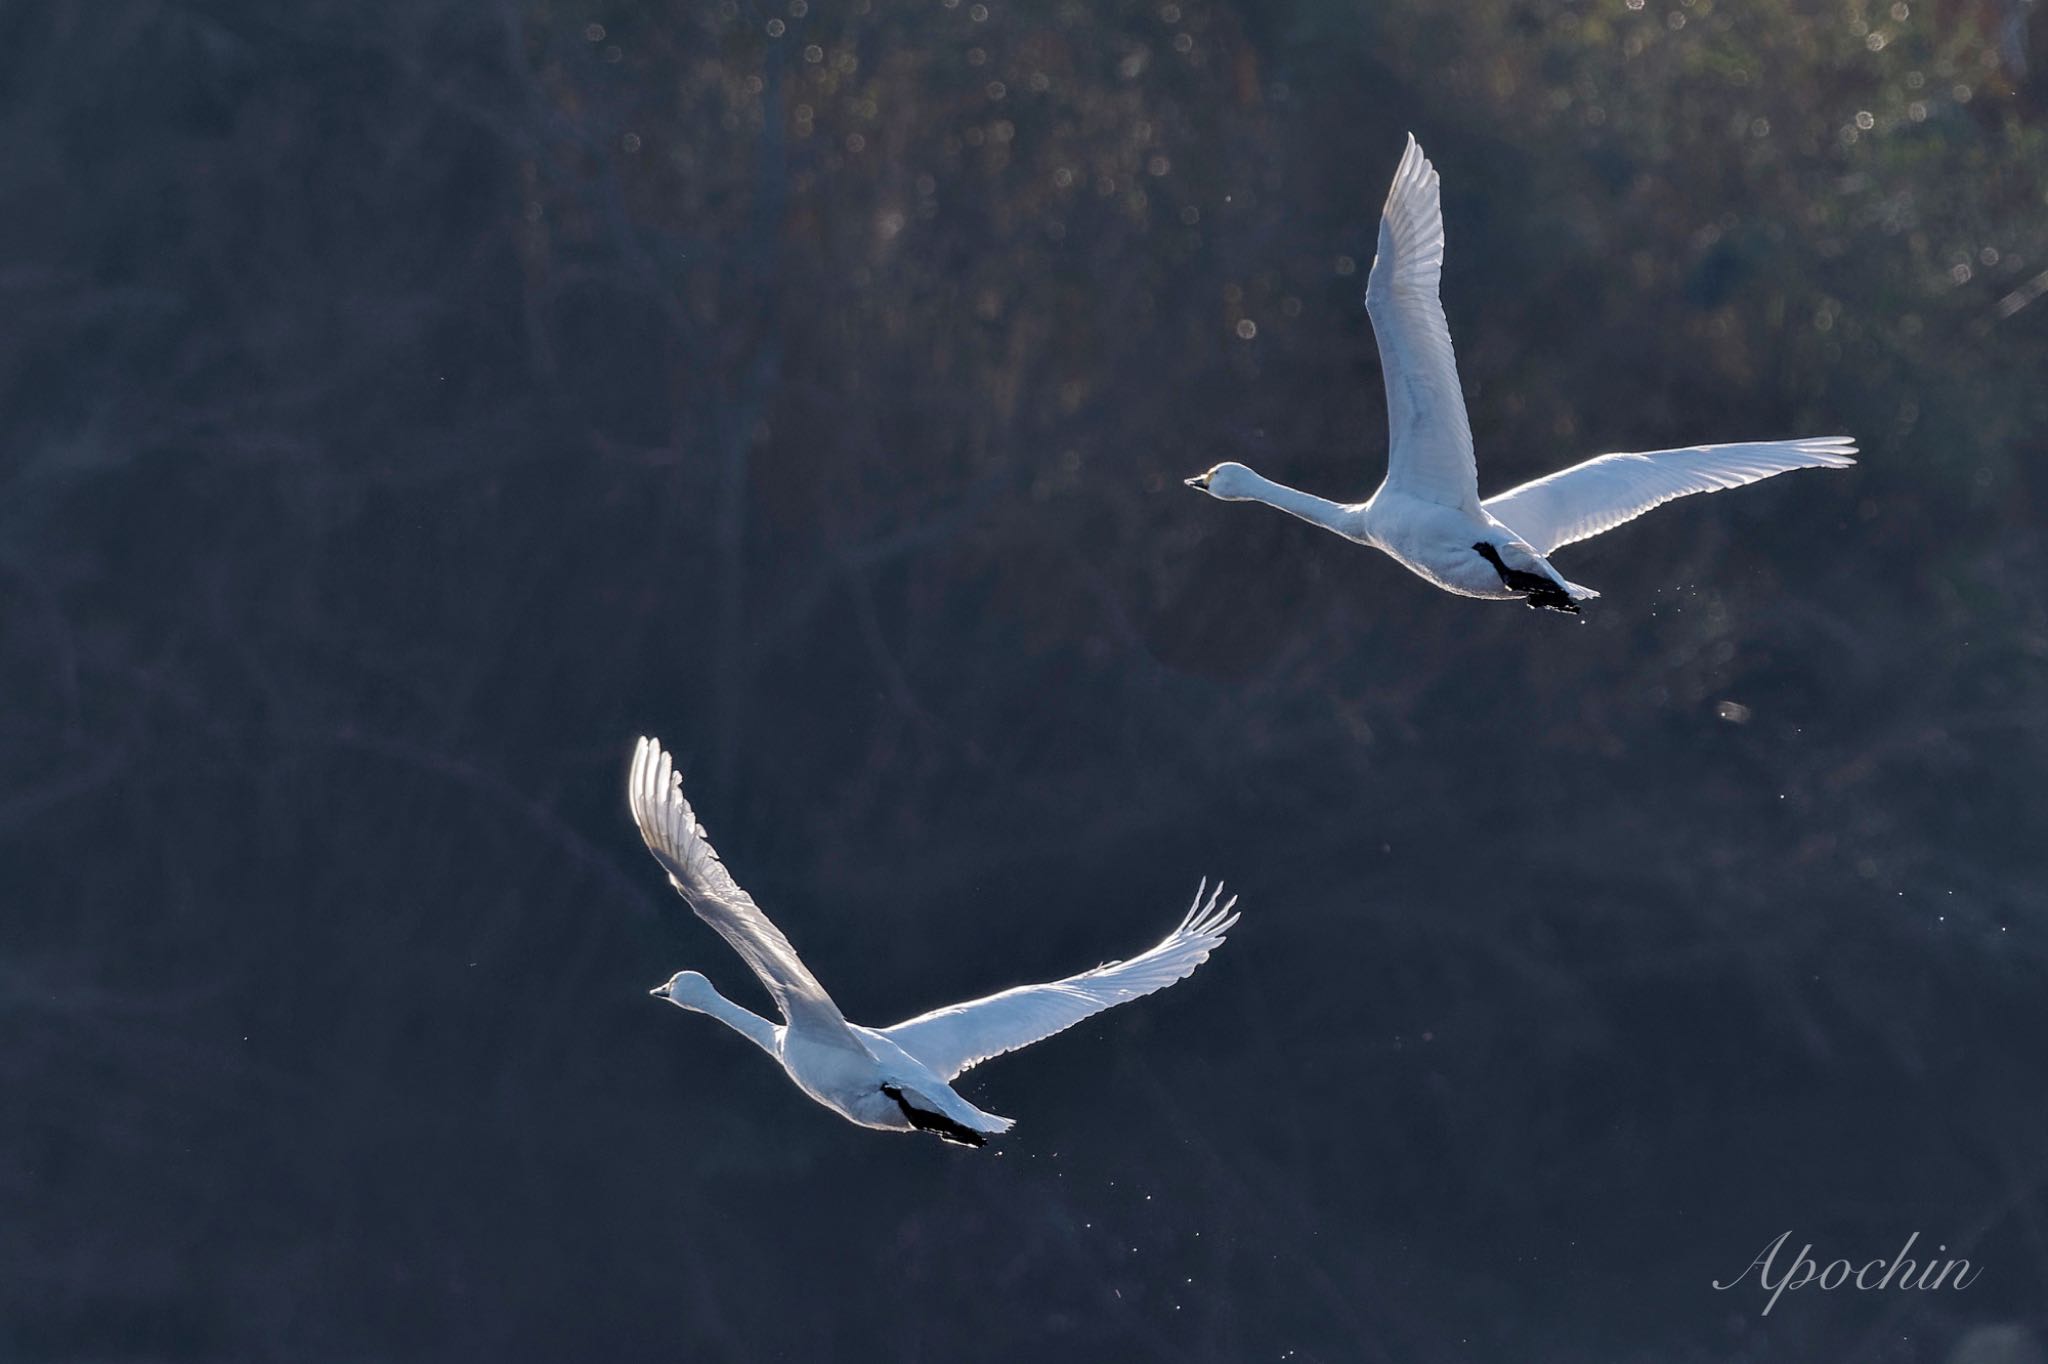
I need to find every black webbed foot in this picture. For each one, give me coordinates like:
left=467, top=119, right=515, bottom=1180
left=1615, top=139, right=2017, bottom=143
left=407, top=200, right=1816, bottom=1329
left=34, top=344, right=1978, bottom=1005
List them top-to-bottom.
left=1473, top=542, right=1581, bottom=615
left=881, top=1084, right=987, bottom=1147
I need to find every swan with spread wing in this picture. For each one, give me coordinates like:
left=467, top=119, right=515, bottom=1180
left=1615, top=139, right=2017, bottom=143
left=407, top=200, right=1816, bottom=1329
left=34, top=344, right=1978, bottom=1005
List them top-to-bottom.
left=1185, top=135, right=1857, bottom=614
left=628, top=737, right=1238, bottom=1146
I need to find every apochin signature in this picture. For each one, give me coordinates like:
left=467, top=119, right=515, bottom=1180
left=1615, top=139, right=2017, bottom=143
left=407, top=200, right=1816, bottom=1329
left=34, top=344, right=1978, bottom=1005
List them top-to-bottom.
left=1714, top=1230, right=1982, bottom=1315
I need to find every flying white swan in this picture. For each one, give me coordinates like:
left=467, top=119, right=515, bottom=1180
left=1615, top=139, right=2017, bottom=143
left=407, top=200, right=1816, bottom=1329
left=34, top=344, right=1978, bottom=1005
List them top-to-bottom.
left=1185, top=134, right=1858, bottom=614
left=627, top=736, right=1238, bottom=1146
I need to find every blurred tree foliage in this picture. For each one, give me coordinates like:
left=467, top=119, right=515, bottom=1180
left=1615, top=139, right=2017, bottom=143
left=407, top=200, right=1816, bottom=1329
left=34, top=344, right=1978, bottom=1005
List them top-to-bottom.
left=3, top=0, right=2044, bottom=1359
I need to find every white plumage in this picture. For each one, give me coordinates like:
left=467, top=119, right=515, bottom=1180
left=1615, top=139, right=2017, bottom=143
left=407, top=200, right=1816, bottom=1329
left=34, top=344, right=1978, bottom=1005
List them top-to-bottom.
left=1366, top=132, right=1476, bottom=514
left=1186, top=135, right=1857, bottom=614
left=1481, top=437, right=1861, bottom=556
left=629, top=736, right=1238, bottom=1146
left=878, top=887, right=1238, bottom=1080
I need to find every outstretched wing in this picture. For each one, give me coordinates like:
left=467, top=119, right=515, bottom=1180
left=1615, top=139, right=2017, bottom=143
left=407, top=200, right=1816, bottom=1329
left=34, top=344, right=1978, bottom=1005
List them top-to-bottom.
left=1366, top=134, right=1480, bottom=512
left=1482, top=436, right=1858, bottom=555
left=628, top=737, right=860, bottom=1043
left=878, top=881, right=1239, bottom=1082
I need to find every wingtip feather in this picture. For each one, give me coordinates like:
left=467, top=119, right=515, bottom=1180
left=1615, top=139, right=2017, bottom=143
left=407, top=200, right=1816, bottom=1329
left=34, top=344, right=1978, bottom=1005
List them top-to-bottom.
left=1807, top=435, right=1859, bottom=466
left=628, top=733, right=706, bottom=872
left=1177, top=879, right=1240, bottom=945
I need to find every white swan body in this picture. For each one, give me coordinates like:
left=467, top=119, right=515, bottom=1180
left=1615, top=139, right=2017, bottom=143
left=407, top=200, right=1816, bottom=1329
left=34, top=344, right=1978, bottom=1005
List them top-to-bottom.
left=1186, top=136, right=1857, bottom=614
left=628, top=737, right=1238, bottom=1146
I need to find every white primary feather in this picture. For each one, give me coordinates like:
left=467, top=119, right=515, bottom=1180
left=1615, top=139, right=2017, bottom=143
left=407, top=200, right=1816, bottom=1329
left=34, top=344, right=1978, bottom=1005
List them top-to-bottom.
left=1365, top=133, right=1480, bottom=513
left=1482, top=436, right=1860, bottom=555
left=628, top=736, right=862, bottom=1046
left=879, top=881, right=1240, bottom=1081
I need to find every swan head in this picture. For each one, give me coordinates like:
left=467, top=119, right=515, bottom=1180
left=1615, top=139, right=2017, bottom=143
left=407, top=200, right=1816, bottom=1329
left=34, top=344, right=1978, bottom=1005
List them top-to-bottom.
left=1184, top=462, right=1259, bottom=500
left=650, top=970, right=716, bottom=1009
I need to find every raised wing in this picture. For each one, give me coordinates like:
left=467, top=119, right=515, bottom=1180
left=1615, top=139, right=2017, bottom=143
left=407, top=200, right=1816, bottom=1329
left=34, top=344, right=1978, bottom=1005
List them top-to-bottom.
left=1366, top=134, right=1479, bottom=512
left=1482, top=436, right=1858, bottom=555
left=628, top=737, right=860, bottom=1043
left=879, top=881, right=1239, bottom=1081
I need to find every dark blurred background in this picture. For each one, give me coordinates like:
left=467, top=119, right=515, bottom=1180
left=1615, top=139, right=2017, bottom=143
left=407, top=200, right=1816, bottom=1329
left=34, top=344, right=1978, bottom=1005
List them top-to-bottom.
left=4, top=0, right=2046, bottom=1359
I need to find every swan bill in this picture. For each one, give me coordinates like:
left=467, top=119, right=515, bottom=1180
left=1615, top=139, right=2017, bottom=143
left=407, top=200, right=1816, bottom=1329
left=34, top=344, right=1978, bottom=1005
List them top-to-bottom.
left=1472, top=542, right=1582, bottom=616
left=881, top=1084, right=988, bottom=1147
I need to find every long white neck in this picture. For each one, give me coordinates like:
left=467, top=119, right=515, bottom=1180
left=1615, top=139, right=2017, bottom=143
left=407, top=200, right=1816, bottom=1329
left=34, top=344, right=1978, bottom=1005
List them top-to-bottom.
left=1233, top=469, right=1357, bottom=536
left=690, top=987, right=781, bottom=1057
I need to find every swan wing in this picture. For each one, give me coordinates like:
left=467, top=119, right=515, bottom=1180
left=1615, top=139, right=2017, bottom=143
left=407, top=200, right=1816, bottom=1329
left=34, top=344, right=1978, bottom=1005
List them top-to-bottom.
left=1365, top=135, right=1480, bottom=511
left=1482, top=436, right=1858, bottom=555
left=629, top=737, right=860, bottom=1043
left=878, top=881, right=1239, bottom=1081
